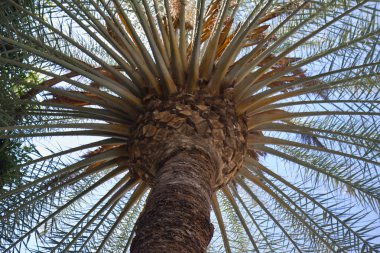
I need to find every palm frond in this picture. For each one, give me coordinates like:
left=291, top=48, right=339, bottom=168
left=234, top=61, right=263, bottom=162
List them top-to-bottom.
left=1, top=0, right=379, bottom=252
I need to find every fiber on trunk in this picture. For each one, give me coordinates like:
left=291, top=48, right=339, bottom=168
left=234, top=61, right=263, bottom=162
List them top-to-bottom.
left=169, top=0, right=196, bottom=29
left=128, top=90, right=247, bottom=190
left=130, top=151, right=215, bottom=253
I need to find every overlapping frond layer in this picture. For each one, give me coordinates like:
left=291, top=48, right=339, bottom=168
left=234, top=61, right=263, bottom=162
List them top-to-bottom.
left=0, top=0, right=379, bottom=252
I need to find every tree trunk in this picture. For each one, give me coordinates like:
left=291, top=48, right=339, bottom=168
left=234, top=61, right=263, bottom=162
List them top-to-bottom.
left=130, top=150, right=215, bottom=253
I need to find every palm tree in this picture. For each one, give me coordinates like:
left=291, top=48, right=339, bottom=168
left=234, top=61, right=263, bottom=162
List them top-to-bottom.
left=0, top=0, right=379, bottom=252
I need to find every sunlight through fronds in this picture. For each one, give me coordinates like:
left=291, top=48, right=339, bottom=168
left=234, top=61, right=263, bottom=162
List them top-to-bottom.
left=0, top=0, right=379, bottom=252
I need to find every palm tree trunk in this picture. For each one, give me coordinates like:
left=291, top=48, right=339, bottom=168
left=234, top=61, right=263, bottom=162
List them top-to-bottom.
left=130, top=150, right=215, bottom=253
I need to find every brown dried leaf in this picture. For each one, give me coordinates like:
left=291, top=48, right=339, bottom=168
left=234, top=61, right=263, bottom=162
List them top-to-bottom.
left=44, top=91, right=100, bottom=107
left=82, top=145, right=120, bottom=158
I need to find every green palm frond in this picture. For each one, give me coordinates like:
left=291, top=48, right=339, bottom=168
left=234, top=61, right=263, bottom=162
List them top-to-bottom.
left=0, top=0, right=379, bottom=252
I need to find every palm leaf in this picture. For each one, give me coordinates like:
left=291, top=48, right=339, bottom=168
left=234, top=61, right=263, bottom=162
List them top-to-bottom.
left=0, top=0, right=379, bottom=252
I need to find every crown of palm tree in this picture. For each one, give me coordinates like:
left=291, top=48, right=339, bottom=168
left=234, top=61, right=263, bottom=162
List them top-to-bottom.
left=0, top=0, right=379, bottom=252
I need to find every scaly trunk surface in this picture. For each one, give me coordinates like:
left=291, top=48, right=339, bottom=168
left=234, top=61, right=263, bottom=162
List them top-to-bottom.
left=130, top=150, right=215, bottom=253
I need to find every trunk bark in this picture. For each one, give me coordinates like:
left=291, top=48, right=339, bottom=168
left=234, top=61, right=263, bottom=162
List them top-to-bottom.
left=130, top=150, right=215, bottom=253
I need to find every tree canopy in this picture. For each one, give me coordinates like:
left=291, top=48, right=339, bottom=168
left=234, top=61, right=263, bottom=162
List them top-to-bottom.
left=0, top=0, right=379, bottom=252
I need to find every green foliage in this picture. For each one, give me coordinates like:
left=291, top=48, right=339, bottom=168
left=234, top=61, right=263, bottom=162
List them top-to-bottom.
left=0, top=0, right=379, bottom=252
left=0, top=0, right=39, bottom=188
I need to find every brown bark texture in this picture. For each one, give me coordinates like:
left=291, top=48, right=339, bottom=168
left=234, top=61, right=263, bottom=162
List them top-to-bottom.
left=128, top=91, right=247, bottom=190
left=130, top=150, right=215, bottom=253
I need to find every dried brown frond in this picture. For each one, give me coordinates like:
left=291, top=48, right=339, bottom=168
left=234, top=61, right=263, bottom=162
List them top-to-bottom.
left=170, top=0, right=196, bottom=29
left=202, top=0, right=222, bottom=41
left=259, top=0, right=305, bottom=24
left=215, top=22, right=241, bottom=59
left=244, top=25, right=270, bottom=46
left=44, top=91, right=101, bottom=107
left=82, top=145, right=121, bottom=158
left=84, top=161, right=105, bottom=172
